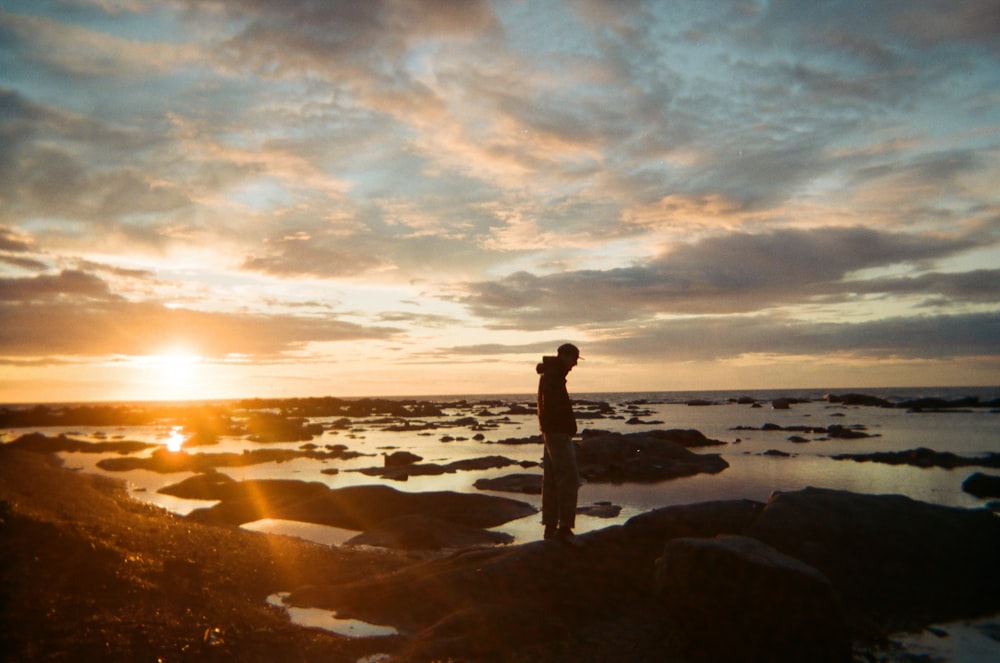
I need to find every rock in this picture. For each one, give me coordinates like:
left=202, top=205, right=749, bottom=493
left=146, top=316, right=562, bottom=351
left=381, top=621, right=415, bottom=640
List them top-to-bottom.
left=825, top=393, right=893, bottom=407
left=899, top=396, right=980, bottom=410
left=772, top=398, right=791, bottom=409
left=245, top=412, right=320, bottom=442
left=625, top=417, right=665, bottom=425
left=826, top=424, right=878, bottom=439
left=640, top=429, right=725, bottom=448
left=576, top=431, right=729, bottom=483
left=7, top=432, right=154, bottom=455
left=98, top=445, right=367, bottom=473
left=832, top=447, right=1000, bottom=469
left=384, top=450, right=422, bottom=467
left=354, top=455, right=529, bottom=481
left=158, top=471, right=236, bottom=498
left=963, top=472, right=1000, bottom=499
left=473, top=473, right=542, bottom=495
left=180, top=481, right=537, bottom=529
left=746, top=487, right=1000, bottom=628
left=281, top=491, right=1000, bottom=662
left=577, top=501, right=621, bottom=518
left=344, top=514, right=514, bottom=550
left=654, top=534, right=850, bottom=663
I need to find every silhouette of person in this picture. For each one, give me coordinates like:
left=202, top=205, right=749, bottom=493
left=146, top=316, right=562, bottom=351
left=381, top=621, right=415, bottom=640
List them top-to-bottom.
left=536, top=343, right=583, bottom=545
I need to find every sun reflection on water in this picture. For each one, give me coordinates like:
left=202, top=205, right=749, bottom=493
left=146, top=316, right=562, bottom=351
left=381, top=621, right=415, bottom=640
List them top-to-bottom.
left=165, top=426, right=187, bottom=452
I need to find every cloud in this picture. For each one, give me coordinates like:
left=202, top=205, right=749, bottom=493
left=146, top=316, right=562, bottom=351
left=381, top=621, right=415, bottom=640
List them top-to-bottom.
left=459, top=226, right=985, bottom=328
left=241, top=235, right=387, bottom=279
left=0, top=263, right=401, bottom=359
left=0, top=269, right=116, bottom=301
left=0, top=297, right=399, bottom=359
left=589, top=310, right=1000, bottom=362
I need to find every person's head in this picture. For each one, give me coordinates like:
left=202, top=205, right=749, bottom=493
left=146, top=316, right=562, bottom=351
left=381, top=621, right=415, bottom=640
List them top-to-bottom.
left=557, top=343, right=582, bottom=370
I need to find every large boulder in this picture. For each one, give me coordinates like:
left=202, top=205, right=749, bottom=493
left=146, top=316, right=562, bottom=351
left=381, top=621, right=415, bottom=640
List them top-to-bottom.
left=746, top=487, right=1000, bottom=629
left=654, top=535, right=850, bottom=663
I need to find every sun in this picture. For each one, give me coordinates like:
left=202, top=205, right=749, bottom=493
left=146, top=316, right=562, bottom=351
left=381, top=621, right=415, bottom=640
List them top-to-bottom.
left=128, top=346, right=204, bottom=400
left=153, top=347, right=201, bottom=384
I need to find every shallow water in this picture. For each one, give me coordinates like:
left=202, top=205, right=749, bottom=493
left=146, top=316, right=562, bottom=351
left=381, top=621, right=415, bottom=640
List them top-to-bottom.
left=5, top=387, right=998, bottom=544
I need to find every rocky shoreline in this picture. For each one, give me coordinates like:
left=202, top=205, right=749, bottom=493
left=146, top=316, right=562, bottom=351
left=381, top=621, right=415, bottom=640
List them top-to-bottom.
left=4, top=392, right=1000, bottom=660
left=4, top=430, right=1000, bottom=661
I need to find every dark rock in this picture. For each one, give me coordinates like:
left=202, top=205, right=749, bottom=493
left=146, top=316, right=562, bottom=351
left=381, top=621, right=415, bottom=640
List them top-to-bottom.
left=825, top=393, right=893, bottom=408
left=899, top=396, right=980, bottom=410
left=771, top=398, right=791, bottom=409
left=504, top=404, right=535, bottom=415
left=245, top=412, right=320, bottom=443
left=826, top=424, right=878, bottom=439
left=641, top=429, right=726, bottom=448
left=7, top=432, right=154, bottom=455
left=576, top=432, right=728, bottom=483
left=494, top=434, right=543, bottom=445
left=97, top=445, right=367, bottom=473
left=832, top=447, right=1000, bottom=469
left=764, top=449, right=791, bottom=457
left=384, top=451, right=422, bottom=467
left=353, top=455, right=529, bottom=481
left=158, top=471, right=236, bottom=498
left=963, top=472, right=1000, bottom=499
left=473, top=473, right=542, bottom=495
left=178, top=480, right=537, bottom=530
left=746, top=487, right=1000, bottom=630
left=283, top=491, right=1000, bottom=662
left=624, top=498, right=765, bottom=540
left=288, top=499, right=763, bottom=659
left=577, top=501, right=621, bottom=518
left=344, top=514, right=514, bottom=550
left=654, top=534, right=850, bottom=663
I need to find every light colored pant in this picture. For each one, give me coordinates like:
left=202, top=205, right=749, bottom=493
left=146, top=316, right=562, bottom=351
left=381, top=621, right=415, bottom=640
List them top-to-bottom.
left=541, top=432, right=579, bottom=530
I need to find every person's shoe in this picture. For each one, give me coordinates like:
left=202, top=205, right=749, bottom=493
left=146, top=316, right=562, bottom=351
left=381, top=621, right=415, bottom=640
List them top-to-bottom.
left=543, top=525, right=558, bottom=540
left=557, top=527, right=584, bottom=547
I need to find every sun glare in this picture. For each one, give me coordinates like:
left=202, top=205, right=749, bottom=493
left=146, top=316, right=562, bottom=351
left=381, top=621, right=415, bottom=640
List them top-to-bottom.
left=126, top=347, right=205, bottom=401
left=154, top=348, right=201, bottom=383
left=165, top=426, right=187, bottom=452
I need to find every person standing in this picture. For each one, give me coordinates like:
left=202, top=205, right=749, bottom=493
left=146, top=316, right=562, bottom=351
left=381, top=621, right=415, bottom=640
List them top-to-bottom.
left=536, top=343, right=583, bottom=545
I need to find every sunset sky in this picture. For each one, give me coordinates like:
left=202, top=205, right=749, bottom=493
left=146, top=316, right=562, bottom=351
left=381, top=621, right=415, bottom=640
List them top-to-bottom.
left=2, top=0, right=999, bottom=403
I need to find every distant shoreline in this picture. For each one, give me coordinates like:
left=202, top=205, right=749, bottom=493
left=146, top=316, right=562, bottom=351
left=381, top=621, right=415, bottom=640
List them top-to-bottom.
left=3, top=384, right=999, bottom=410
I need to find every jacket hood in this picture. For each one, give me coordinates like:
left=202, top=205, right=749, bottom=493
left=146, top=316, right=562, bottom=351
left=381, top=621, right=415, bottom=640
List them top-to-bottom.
left=536, top=355, right=565, bottom=375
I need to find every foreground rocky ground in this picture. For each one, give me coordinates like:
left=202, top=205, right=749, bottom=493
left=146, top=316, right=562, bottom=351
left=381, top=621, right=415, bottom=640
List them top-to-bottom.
left=3, top=440, right=1000, bottom=661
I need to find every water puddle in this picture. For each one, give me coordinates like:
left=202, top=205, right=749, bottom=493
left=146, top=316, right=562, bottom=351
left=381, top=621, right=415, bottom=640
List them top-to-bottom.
left=266, top=593, right=399, bottom=638
left=877, top=616, right=1000, bottom=663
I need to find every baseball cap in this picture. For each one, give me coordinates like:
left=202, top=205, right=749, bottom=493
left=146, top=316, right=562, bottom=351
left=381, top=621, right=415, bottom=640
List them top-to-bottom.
left=557, top=343, right=583, bottom=360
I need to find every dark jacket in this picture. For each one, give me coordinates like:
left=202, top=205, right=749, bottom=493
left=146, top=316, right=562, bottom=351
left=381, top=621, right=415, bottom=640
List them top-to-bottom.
left=536, top=356, right=577, bottom=435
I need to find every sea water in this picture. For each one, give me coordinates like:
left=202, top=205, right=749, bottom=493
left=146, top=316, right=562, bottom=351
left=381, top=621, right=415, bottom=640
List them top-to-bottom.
left=7, top=386, right=999, bottom=541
